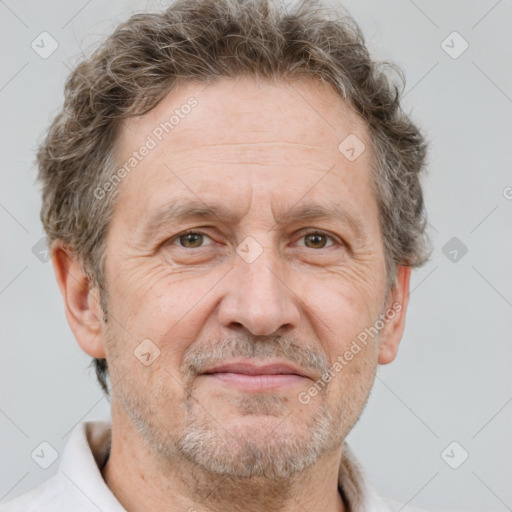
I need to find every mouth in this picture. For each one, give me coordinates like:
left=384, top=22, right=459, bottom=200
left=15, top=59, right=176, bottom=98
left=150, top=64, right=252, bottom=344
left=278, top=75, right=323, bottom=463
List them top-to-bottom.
left=199, top=360, right=312, bottom=391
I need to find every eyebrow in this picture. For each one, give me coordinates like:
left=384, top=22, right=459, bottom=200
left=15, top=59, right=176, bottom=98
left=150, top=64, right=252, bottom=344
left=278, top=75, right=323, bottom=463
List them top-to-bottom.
left=139, top=198, right=366, bottom=244
left=273, top=202, right=366, bottom=241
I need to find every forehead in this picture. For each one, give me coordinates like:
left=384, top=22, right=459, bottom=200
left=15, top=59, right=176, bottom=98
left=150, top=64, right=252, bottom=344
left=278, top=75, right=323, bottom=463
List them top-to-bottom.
left=118, top=75, right=366, bottom=149
left=113, top=76, right=376, bottom=227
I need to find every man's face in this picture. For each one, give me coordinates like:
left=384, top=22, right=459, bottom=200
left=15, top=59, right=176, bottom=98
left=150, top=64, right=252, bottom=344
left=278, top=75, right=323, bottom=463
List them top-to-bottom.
left=100, top=77, right=395, bottom=478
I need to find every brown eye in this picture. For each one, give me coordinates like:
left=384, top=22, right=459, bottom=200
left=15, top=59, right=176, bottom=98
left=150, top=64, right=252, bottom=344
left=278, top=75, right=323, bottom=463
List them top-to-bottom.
left=176, top=232, right=209, bottom=248
left=303, top=233, right=332, bottom=249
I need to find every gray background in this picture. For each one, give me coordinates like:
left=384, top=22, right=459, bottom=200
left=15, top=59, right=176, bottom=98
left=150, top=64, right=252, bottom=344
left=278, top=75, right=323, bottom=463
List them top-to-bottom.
left=1, top=0, right=511, bottom=510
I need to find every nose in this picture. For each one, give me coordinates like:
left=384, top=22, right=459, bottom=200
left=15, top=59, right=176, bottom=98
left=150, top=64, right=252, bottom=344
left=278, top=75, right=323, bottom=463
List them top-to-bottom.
left=217, top=246, right=301, bottom=336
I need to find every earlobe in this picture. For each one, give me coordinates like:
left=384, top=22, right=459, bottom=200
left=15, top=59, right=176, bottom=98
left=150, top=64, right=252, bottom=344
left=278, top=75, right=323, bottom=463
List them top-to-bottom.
left=51, top=242, right=107, bottom=359
left=377, top=265, right=411, bottom=365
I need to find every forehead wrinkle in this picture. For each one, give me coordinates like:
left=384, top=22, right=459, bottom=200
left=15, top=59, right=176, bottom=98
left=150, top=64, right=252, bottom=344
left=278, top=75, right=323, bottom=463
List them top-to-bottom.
left=160, top=140, right=334, bottom=165
left=167, top=141, right=330, bottom=151
left=171, top=160, right=329, bottom=169
left=137, top=195, right=367, bottom=247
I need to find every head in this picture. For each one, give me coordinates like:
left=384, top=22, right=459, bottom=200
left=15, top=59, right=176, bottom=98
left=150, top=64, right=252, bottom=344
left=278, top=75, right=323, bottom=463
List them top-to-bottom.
left=41, top=0, right=429, bottom=480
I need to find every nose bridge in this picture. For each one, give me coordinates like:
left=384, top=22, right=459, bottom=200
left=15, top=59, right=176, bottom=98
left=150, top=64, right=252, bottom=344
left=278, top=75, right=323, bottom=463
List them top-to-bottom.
left=217, top=241, right=300, bottom=336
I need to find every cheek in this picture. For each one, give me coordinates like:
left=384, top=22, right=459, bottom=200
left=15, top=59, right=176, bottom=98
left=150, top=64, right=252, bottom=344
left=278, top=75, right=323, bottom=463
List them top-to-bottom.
left=108, top=259, right=205, bottom=332
left=106, top=265, right=227, bottom=371
left=303, top=274, right=382, bottom=347
left=301, top=275, right=382, bottom=397
left=325, top=330, right=379, bottom=401
left=323, top=335, right=379, bottom=414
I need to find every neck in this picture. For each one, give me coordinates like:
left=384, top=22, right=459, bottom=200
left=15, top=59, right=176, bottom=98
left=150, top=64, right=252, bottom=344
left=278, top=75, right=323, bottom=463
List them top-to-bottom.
left=101, top=415, right=347, bottom=512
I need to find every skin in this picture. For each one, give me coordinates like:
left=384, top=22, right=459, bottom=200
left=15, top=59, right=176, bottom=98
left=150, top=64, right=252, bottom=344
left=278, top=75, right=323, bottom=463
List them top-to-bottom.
left=52, top=76, right=411, bottom=512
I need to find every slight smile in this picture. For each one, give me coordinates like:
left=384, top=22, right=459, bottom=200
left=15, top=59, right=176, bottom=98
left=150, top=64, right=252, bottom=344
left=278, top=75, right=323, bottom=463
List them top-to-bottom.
left=200, top=361, right=312, bottom=391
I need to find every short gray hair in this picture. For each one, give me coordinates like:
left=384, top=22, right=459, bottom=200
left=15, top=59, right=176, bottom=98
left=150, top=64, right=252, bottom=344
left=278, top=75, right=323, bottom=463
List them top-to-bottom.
left=37, top=0, right=431, bottom=396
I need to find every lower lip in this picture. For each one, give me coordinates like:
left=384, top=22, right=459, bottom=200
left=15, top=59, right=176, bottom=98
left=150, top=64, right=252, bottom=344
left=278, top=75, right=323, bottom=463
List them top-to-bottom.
left=202, top=372, right=308, bottom=391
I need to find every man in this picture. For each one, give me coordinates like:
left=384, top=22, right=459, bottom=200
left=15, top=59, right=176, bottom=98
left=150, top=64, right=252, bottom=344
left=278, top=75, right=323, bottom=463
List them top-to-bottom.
left=2, top=0, right=434, bottom=510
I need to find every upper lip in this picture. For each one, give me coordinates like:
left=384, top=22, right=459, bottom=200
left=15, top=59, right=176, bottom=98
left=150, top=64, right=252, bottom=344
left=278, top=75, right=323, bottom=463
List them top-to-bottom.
left=201, top=360, right=312, bottom=379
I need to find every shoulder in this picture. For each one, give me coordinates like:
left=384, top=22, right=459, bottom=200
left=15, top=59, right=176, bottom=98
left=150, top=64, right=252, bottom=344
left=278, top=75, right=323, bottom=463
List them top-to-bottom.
left=1, top=421, right=119, bottom=512
left=0, top=468, right=119, bottom=512
left=0, top=473, right=66, bottom=512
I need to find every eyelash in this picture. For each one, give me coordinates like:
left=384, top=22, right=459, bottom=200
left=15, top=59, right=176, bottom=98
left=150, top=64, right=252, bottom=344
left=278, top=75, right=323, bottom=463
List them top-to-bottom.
left=168, top=229, right=340, bottom=249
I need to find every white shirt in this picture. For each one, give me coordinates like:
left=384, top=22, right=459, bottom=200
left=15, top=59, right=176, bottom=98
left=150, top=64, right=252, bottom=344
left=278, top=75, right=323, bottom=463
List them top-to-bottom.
left=1, top=421, right=432, bottom=512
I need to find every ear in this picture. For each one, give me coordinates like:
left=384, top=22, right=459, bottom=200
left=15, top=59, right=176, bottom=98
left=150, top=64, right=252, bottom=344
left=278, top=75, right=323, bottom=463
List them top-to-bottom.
left=51, top=242, right=107, bottom=359
left=377, top=265, right=411, bottom=365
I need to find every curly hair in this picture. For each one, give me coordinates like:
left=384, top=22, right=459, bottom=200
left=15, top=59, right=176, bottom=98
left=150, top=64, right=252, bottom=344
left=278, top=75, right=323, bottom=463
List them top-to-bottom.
left=37, top=0, right=430, bottom=397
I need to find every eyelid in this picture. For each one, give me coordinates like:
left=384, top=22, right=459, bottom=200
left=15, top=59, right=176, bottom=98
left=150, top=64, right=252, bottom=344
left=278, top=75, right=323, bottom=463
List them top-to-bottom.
left=165, top=227, right=343, bottom=249
left=293, top=228, right=341, bottom=246
left=169, top=229, right=214, bottom=247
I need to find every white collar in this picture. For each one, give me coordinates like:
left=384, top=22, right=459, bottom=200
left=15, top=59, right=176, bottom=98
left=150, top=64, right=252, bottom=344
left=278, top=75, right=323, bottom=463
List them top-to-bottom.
left=3, top=420, right=399, bottom=511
